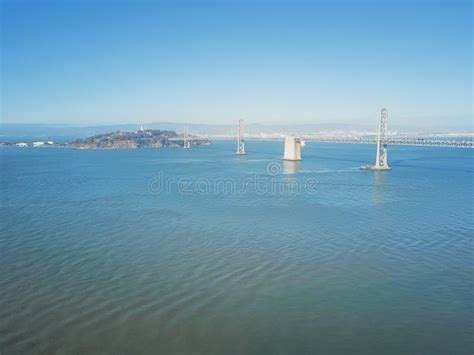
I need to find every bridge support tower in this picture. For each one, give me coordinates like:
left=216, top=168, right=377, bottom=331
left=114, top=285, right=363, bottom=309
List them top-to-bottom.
left=360, top=108, right=391, bottom=171
left=372, top=108, right=390, bottom=170
left=236, top=119, right=246, bottom=155
left=183, top=125, right=191, bottom=149
left=283, top=136, right=302, bottom=161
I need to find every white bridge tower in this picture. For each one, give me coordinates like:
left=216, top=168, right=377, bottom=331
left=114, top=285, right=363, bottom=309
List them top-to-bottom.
left=360, top=108, right=391, bottom=171
left=373, top=108, right=390, bottom=170
left=236, top=119, right=246, bottom=155
left=183, top=125, right=191, bottom=149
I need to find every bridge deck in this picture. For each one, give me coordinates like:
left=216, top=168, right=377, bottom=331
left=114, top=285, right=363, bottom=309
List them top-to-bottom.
left=171, top=136, right=473, bottom=148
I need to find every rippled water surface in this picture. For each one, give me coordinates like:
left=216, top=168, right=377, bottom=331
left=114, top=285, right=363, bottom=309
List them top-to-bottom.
left=1, top=142, right=473, bottom=354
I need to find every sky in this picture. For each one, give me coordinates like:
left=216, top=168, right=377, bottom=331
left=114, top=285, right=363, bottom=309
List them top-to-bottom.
left=1, top=0, right=472, bottom=129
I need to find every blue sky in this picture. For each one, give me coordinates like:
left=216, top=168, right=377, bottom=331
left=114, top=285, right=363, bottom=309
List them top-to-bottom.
left=1, top=0, right=472, bottom=128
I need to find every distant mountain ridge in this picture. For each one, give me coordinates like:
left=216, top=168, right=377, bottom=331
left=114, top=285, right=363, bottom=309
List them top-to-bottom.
left=1, top=121, right=472, bottom=142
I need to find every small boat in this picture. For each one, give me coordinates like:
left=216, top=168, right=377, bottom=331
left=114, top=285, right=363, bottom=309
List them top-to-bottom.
left=359, top=164, right=372, bottom=170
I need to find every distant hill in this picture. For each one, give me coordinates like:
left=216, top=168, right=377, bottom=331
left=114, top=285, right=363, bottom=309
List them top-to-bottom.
left=1, top=129, right=209, bottom=149
left=69, top=129, right=180, bottom=149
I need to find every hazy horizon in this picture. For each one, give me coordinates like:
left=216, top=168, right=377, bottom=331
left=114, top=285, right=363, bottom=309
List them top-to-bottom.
left=1, top=112, right=473, bottom=131
left=1, top=119, right=473, bottom=140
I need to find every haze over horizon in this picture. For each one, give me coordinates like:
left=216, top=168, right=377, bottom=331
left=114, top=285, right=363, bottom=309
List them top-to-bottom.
left=2, top=0, right=472, bottom=129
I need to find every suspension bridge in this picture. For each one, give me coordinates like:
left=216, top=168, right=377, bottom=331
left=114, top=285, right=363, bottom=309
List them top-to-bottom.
left=171, top=108, right=472, bottom=172
left=172, top=133, right=473, bottom=148
left=300, top=136, right=473, bottom=148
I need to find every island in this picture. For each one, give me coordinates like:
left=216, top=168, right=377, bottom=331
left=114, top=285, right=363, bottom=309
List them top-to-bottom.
left=1, top=129, right=210, bottom=150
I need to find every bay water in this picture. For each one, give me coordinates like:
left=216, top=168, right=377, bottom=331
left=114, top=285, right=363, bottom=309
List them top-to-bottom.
left=1, top=141, right=472, bottom=354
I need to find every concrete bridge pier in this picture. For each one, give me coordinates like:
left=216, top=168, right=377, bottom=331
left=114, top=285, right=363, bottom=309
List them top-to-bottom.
left=283, top=136, right=302, bottom=161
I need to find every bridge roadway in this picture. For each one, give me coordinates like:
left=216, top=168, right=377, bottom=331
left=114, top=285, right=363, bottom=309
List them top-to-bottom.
left=170, top=136, right=473, bottom=148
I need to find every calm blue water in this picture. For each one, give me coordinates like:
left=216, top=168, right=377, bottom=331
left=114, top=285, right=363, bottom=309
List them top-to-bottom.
left=1, top=141, right=473, bottom=354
